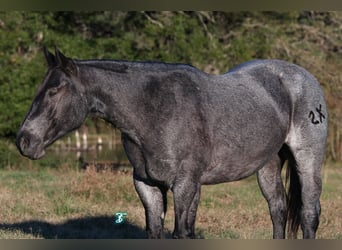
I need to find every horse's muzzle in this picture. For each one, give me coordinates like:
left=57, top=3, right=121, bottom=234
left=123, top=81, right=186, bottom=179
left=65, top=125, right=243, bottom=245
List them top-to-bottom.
left=16, top=131, right=45, bottom=160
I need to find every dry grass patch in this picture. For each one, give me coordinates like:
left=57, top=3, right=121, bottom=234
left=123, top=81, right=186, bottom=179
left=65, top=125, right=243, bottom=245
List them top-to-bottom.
left=0, top=162, right=341, bottom=239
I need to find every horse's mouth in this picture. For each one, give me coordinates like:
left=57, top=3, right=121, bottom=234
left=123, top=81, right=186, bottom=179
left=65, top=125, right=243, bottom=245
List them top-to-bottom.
left=18, top=146, right=46, bottom=160
left=29, top=149, right=46, bottom=160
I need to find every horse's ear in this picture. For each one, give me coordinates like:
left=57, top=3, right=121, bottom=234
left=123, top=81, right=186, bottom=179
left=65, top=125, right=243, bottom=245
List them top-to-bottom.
left=43, top=46, right=57, bottom=68
left=55, top=47, right=78, bottom=76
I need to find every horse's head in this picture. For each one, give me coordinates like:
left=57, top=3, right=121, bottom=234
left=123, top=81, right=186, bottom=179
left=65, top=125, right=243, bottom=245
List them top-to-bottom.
left=16, top=47, right=88, bottom=160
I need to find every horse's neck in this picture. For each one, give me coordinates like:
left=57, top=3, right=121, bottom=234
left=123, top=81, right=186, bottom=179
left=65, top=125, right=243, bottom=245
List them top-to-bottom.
left=77, top=60, right=205, bottom=144
left=78, top=61, right=144, bottom=142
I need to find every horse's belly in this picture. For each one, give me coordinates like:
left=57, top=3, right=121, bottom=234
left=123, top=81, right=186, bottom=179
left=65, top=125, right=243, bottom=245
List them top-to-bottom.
left=200, top=136, right=284, bottom=185
left=200, top=150, right=267, bottom=184
left=200, top=160, right=264, bottom=184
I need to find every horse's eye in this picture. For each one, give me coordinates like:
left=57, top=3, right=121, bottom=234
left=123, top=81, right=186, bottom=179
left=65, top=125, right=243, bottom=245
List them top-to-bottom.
left=48, top=87, right=58, bottom=97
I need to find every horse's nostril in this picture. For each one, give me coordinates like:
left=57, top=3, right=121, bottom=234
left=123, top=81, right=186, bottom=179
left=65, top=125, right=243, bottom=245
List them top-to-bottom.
left=16, top=133, right=30, bottom=152
left=21, top=136, right=29, bottom=150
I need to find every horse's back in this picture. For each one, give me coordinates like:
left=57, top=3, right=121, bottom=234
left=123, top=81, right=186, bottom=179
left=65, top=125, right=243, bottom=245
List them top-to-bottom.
left=226, top=59, right=325, bottom=100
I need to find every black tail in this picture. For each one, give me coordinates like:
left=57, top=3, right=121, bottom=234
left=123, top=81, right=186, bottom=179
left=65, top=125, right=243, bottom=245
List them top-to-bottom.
left=285, top=154, right=302, bottom=239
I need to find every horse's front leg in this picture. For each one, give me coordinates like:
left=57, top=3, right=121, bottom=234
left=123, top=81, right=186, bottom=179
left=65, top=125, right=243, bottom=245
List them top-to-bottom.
left=122, top=133, right=168, bottom=238
left=172, top=171, right=201, bottom=239
left=134, top=178, right=168, bottom=238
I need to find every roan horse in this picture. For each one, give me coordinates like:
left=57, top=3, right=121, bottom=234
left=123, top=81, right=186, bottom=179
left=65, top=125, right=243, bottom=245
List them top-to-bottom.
left=16, top=47, right=328, bottom=239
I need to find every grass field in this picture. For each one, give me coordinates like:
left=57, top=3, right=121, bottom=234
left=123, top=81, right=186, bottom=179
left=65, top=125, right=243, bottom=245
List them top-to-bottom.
left=0, top=161, right=341, bottom=239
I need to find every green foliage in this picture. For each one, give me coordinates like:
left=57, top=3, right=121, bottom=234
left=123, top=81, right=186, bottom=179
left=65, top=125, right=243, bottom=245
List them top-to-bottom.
left=0, top=11, right=341, bottom=161
left=0, top=140, right=21, bottom=168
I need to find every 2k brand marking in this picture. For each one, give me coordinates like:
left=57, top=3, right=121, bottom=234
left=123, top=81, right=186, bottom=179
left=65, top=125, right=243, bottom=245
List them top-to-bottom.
left=309, top=104, right=326, bottom=125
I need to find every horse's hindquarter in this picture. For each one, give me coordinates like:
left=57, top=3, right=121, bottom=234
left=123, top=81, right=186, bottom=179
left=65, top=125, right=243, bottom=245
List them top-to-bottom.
left=200, top=62, right=292, bottom=184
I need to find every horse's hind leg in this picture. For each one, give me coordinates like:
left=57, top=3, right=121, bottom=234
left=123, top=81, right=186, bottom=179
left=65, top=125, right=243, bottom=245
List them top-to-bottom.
left=281, top=66, right=328, bottom=239
left=286, top=118, right=327, bottom=238
left=287, top=143, right=325, bottom=239
left=257, top=152, right=287, bottom=239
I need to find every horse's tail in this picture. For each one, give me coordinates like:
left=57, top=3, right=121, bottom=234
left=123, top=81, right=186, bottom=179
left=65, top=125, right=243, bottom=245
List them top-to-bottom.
left=286, top=154, right=302, bottom=239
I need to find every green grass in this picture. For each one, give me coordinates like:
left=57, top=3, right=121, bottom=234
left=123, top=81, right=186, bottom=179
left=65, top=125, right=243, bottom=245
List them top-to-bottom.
left=0, top=162, right=341, bottom=239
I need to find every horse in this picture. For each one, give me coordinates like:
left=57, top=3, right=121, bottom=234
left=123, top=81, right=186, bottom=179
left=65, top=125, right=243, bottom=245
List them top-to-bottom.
left=16, top=47, right=328, bottom=239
